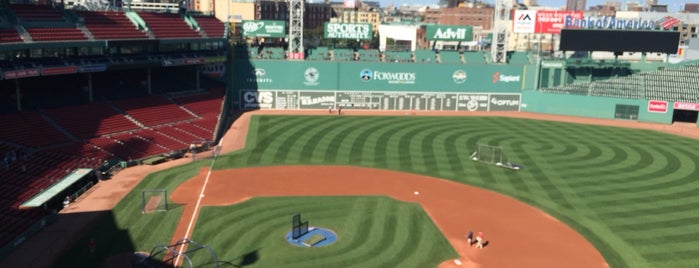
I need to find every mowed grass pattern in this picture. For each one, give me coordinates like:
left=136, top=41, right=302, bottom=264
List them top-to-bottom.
left=211, top=115, right=699, bottom=268
left=188, top=196, right=456, bottom=268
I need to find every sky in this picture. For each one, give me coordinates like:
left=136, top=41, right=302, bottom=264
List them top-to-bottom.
left=384, top=0, right=689, bottom=11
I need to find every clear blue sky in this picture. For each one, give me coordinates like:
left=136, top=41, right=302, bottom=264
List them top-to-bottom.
left=386, top=0, right=689, bottom=11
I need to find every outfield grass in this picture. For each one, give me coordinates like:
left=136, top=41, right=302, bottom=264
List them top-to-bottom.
left=60, top=115, right=699, bottom=268
left=212, top=115, right=699, bottom=268
left=187, top=196, right=457, bottom=268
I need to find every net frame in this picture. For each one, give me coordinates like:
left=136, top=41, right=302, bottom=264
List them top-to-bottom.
left=471, top=144, right=503, bottom=165
left=142, top=189, right=168, bottom=213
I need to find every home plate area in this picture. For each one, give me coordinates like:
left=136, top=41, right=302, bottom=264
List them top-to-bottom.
left=285, top=227, right=338, bottom=247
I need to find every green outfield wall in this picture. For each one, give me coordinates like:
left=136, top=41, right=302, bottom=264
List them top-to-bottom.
left=233, top=60, right=534, bottom=92
left=521, top=91, right=674, bottom=124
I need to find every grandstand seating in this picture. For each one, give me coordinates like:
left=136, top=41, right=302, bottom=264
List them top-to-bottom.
left=10, top=4, right=64, bottom=23
left=77, top=11, right=148, bottom=40
left=137, top=12, right=199, bottom=39
left=193, top=16, right=225, bottom=38
left=26, top=27, right=87, bottom=42
left=0, top=28, right=22, bottom=43
left=306, top=47, right=330, bottom=61
left=331, top=48, right=356, bottom=61
left=357, top=49, right=380, bottom=62
left=414, top=50, right=436, bottom=63
left=383, top=51, right=412, bottom=63
left=438, top=51, right=462, bottom=64
left=462, top=51, right=486, bottom=64
left=540, top=63, right=699, bottom=102
left=172, top=88, right=224, bottom=117
left=112, top=95, right=194, bottom=127
left=44, top=102, right=140, bottom=139
left=0, top=112, right=71, bottom=147
left=173, top=121, right=214, bottom=140
left=155, top=125, right=203, bottom=144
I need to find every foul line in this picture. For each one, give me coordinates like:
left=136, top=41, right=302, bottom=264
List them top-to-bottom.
left=173, top=139, right=222, bottom=267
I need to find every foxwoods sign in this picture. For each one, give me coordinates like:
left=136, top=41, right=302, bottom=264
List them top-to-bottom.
left=564, top=16, right=656, bottom=30
left=324, top=23, right=373, bottom=40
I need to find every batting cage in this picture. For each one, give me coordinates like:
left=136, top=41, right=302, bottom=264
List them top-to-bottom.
left=142, top=189, right=168, bottom=213
left=292, top=214, right=309, bottom=240
left=145, top=238, right=219, bottom=268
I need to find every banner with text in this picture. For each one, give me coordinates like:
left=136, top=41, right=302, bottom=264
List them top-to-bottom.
left=514, top=10, right=583, bottom=34
left=242, top=20, right=286, bottom=38
left=324, top=23, right=373, bottom=40
left=425, top=25, right=473, bottom=41
left=234, top=61, right=527, bottom=92
left=239, top=90, right=520, bottom=112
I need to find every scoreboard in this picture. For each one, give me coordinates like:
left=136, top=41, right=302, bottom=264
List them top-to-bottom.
left=240, top=90, right=520, bottom=112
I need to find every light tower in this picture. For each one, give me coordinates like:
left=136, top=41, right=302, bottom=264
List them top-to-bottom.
left=288, top=0, right=304, bottom=60
left=491, top=0, right=512, bottom=63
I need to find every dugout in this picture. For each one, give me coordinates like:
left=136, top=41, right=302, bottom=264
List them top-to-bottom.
left=672, top=108, right=698, bottom=123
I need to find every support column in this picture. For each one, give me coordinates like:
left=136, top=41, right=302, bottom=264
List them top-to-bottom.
left=147, top=67, right=152, bottom=95
left=196, top=67, right=200, bottom=89
left=88, top=73, right=93, bottom=102
left=15, top=79, right=21, bottom=111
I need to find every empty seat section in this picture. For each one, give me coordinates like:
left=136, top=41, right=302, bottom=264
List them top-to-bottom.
left=11, top=4, right=64, bottom=23
left=77, top=11, right=148, bottom=40
left=138, top=12, right=200, bottom=39
left=194, top=16, right=225, bottom=38
left=26, top=27, right=87, bottom=42
left=0, top=28, right=22, bottom=43
left=172, top=89, right=224, bottom=117
left=112, top=95, right=194, bottom=127
left=44, top=102, right=139, bottom=139
left=0, top=112, right=71, bottom=147
left=173, top=122, right=213, bottom=140
left=154, top=125, right=203, bottom=144
left=136, top=129, right=188, bottom=151
left=88, top=136, right=141, bottom=160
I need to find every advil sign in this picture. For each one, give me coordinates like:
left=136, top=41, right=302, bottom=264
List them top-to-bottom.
left=425, top=25, right=473, bottom=41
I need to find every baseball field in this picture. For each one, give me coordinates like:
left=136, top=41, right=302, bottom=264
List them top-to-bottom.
left=57, top=112, right=699, bottom=268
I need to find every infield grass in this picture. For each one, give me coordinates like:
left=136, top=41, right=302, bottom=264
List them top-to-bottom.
left=59, top=115, right=699, bottom=268
left=187, top=196, right=457, bottom=268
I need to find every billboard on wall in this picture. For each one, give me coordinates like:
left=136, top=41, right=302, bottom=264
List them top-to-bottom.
left=514, top=10, right=583, bottom=34
left=535, top=11, right=583, bottom=34
left=241, top=20, right=286, bottom=37
left=324, top=23, right=373, bottom=40
left=425, top=25, right=473, bottom=41
left=234, top=61, right=527, bottom=92
left=239, top=89, right=520, bottom=111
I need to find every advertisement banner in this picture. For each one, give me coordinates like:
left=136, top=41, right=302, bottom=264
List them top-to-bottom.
left=513, top=10, right=536, bottom=33
left=535, top=11, right=583, bottom=34
left=242, top=20, right=286, bottom=38
left=324, top=23, right=373, bottom=40
left=425, top=25, right=473, bottom=41
left=233, top=61, right=338, bottom=90
left=78, top=64, right=106, bottom=73
left=339, top=64, right=524, bottom=92
left=41, top=66, right=78, bottom=76
left=4, top=69, right=39, bottom=79
left=240, top=90, right=275, bottom=109
left=299, top=91, right=336, bottom=109
left=457, top=94, right=489, bottom=111
left=489, top=94, right=521, bottom=111
left=647, top=100, right=668, bottom=113
left=673, top=101, right=699, bottom=111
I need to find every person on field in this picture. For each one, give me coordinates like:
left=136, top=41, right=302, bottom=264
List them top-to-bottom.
left=328, top=105, right=332, bottom=114
left=466, top=230, right=473, bottom=246
left=476, top=231, right=485, bottom=249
